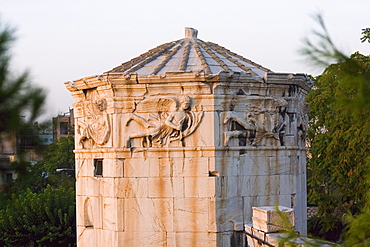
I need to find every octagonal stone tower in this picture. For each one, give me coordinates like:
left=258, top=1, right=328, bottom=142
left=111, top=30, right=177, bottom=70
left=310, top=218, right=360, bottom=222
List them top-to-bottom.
left=66, top=28, right=312, bottom=247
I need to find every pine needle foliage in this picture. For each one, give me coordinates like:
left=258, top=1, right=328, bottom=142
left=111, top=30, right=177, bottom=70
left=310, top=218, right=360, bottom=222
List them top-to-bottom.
left=303, top=14, right=370, bottom=242
left=0, top=21, right=45, bottom=133
left=307, top=53, right=370, bottom=240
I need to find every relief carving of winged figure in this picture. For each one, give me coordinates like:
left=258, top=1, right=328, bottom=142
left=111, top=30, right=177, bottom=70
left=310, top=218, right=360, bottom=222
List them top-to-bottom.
left=125, top=96, right=203, bottom=147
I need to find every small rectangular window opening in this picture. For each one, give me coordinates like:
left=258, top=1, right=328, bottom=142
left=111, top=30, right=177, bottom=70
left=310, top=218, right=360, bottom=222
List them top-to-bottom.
left=94, top=159, right=103, bottom=177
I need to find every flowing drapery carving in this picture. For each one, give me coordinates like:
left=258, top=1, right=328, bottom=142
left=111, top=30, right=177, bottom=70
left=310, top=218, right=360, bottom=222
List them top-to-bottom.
left=77, top=89, right=110, bottom=148
left=125, top=96, right=203, bottom=147
left=223, top=98, right=289, bottom=147
left=223, top=105, right=264, bottom=146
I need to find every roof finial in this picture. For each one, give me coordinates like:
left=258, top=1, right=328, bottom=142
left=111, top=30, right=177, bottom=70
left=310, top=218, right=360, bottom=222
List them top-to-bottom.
left=185, top=27, right=198, bottom=38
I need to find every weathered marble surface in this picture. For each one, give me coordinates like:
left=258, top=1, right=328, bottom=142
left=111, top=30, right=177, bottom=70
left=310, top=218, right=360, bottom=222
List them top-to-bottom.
left=67, top=29, right=312, bottom=247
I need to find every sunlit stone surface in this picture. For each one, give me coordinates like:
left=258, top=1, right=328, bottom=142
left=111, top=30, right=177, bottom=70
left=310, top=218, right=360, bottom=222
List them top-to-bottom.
left=66, top=28, right=312, bottom=247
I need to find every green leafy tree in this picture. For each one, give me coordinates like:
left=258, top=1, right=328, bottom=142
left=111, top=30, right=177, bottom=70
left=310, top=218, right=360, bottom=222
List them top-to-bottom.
left=302, top=14, right=370, bottom=241
left=0, top=22, right=45, bottom=133
left=307, top=52, right=370, bottom=241
left=1, top=136, right=75, bottom=201
left=37, top=136, right=75, bottom=189
left=39, top=136, right=75, bottom=173
left=0, top=137, right=76, bottom=245
left=0, top=160, right=49, bottom=204
left=0, top=185, right=76, bottom=247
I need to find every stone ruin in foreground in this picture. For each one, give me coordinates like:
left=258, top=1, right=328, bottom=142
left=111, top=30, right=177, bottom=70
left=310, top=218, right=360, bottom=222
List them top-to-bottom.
left=66, top=28, right=312, bottom=246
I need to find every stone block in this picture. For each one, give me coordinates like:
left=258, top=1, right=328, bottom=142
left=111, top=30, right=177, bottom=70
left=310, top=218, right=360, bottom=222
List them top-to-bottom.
left=180, top=82, right=212, bottom=95
left=146, top=83, right=182, bottom=96
left=115, top=84, right=148, bottom=97
left=188, top=111, right=216, bottom=147
left=239, top=154, right=269, bottom=176
left=215, top=155, right=240, bottom=176
left=268, top=155, right=292, bottom=175
left=208, top=156, right=216, bottom=171
left=148, top=157, right=160, bottom=177
left=172, top=157, right=209, bottom=177
left=76, top=158, right=92, bottom=177
left=103, top=158, right=124, bottom=178
left=124, top=158, right=149, bottom=177
left=159, top=158, right=172, bottom=177
left=279, top=174, right=297, bottom=195
left=242, top=175, right=280, bottom=197
left=76, top=176, right=100, bottom=196
left=216, top=176, right=238, bottom=198
left=102, top=177, right=115, bottom=197
left=116, top=177, right=148, bottom=198
left=148, top=177, right=174, bottom=198
left=172, top=177, right=185, bottom=197
left=184, top=177, right=215, bottom=197
left=293, top=192, right=307, bottom=235
left=256, top=194, right=292, bottom=210
left=77, top=195, right=102, bottom=229
left=216, top=196, right=244, bottom=232
left=242, top=196, right=258, bottom=223
left=102, top=197, right=118, bottom=231
left=102, top=197, right=124, bottom=231
left=174, top=197, right=209, bottom=232
left=208, top=197, right=217, bottom=232
left=124, top=198, right=173, bottom=232
left=252, top=206, right=294, bottom=227
left=252, top=217, right=285, bottom=233
left=77, top=227, right=98, bottom=247
left=101, top=230, right=117, bottom=247
left=166, top=231, right=176, bottom=247
left=220, top=231, right=247, bottom=247
left=118, top=232, right=167, bottom=247
left=175, top=232, right=217, bottom=247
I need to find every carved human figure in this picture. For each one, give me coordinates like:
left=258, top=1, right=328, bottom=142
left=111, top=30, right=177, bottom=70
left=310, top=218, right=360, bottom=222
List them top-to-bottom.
left=77, top=89, right=110, bottom=148
left=125, top=96, right=203, bottom=147
left=223, top=98, right=290, bottom=147
left=272, top=98, right=288, bottom=146
left=297, top=102, right=309, bottom=146
left=223, top=105, right=264, bottom=146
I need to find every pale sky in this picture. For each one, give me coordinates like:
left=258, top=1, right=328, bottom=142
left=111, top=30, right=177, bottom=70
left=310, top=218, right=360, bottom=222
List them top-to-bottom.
left=2, top=0, right=370, bottom=121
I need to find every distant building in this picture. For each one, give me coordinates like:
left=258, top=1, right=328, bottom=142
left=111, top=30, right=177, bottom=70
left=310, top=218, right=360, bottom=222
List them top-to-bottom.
left=53, top=108, right=74, bottom=141
left=0, top=109, right=75, bottom=190
left=0, top=121, right=54, bottom=190
left=0, top=131, right=17, bottom=190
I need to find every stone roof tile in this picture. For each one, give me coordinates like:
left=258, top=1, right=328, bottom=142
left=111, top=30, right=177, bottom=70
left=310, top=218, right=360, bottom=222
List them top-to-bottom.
left=105, top=28, right=272, bottom=79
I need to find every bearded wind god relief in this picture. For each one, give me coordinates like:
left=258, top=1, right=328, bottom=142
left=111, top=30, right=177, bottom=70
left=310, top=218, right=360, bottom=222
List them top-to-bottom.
left=124, top=96, right=203, bottom=148
left=223, top=97, right=289, bottom=147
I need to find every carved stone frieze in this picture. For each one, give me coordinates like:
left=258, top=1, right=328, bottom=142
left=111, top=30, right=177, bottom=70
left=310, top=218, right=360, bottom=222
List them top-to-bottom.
left=77, top=88, right=110, bottom=148
left=125, top=95, right=203, bottom=148
left=222, top=97, right=289, bottom=147
left=297, top=102, right=309, bottom=146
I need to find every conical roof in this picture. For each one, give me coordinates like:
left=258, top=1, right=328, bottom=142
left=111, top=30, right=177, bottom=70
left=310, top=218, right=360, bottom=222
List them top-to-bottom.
left=106, top=28, right=272, bottom=79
